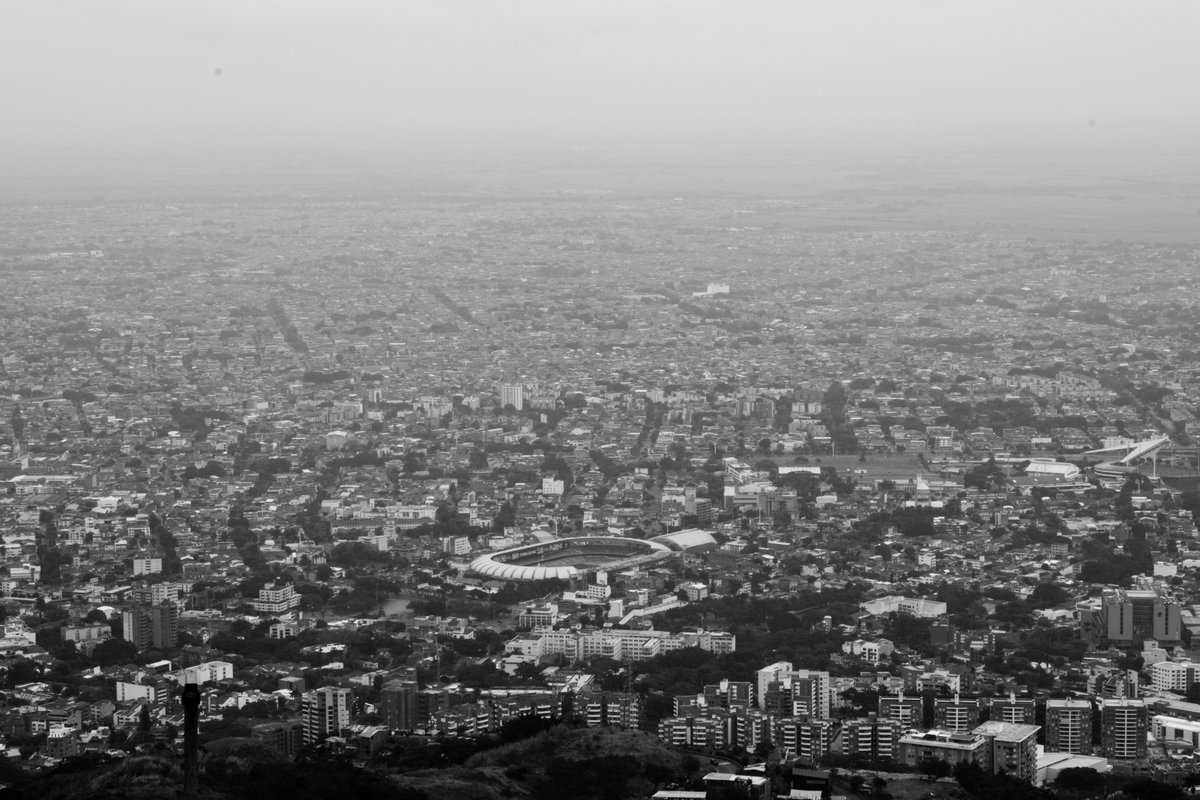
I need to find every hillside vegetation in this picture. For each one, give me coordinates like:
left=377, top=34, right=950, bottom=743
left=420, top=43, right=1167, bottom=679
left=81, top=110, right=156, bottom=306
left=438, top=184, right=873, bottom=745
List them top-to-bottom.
left=398, top=725, right=687, bottom=800
left=0, top=727, right=686, bottom=800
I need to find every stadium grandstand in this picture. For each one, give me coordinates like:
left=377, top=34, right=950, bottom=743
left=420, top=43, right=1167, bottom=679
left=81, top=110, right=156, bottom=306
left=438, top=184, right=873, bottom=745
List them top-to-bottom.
left=1087, top=436, right=1171, bottom=488
left=468, top=535, right=673, bottom=582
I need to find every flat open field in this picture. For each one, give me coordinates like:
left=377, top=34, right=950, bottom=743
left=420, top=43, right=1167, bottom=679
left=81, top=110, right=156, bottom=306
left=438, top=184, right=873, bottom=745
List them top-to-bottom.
left=508, top=548, right=632, bottom=568
left=842, top=776, right=968, bottom=800
left=886, top=777, right=968, bottom=800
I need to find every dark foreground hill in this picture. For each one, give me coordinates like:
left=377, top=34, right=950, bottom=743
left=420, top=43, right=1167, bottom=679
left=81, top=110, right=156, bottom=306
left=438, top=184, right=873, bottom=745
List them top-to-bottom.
left=398, top=725, right=687, bottom=800
left=0, top=727, right=687, bottom=800
left=0, top=738, right=409, bottom=800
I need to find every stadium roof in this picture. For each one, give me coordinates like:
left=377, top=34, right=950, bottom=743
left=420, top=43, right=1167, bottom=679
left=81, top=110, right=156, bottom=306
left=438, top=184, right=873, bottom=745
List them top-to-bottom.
left=1085, top=436, right=1170, bottom=464
left=651, top=528, right=718, bottom=552
left=469, top=536, right=671, bottom=582
left=467, top=561, right=580, bottom=582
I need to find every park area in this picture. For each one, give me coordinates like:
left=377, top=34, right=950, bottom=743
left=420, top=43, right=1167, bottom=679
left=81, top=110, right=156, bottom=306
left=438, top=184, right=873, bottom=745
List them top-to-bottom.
left=838, top=773, right=966, bottom=800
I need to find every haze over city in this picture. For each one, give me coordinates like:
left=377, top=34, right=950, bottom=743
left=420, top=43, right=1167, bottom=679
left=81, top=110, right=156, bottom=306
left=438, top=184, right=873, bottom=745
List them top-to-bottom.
left=5, top=2, right=1200, bottom=173
left=2, top=3, right=1200, bottom=800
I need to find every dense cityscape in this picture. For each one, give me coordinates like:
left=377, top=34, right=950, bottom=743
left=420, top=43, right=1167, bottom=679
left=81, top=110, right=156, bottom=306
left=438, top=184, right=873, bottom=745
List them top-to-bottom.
left=4, top=0, right=1200, bottom=795
left=1, top=178, right=1200, bottom=800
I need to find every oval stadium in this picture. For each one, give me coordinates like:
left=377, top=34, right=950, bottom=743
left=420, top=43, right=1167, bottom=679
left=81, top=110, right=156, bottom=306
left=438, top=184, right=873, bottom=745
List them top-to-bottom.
left=468, top=536, right=673, bottom=582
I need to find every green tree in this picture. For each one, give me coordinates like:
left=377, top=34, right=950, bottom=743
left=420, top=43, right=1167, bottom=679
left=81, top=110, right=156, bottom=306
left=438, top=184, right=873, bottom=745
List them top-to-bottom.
left=494, top=501, right=517, bottom=532
left=772, top=506, right=792, bottom=531
left=1028, top=582, right=1069, bottom=608
left=92, top=637, right=139, bottom=666
left=4, top=659, right=41, bottom=689
left=754, top=737, right=774, bottom=761
left=953, top=760, right=986, bottom=792
left=1052, top=767, right=1105, bottom=794
left=1120, top=780, right=1186, bottom=800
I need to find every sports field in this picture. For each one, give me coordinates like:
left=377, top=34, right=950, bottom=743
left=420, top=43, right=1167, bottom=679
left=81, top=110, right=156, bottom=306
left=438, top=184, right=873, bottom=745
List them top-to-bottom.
left=505, top=545, right=647, bottom=569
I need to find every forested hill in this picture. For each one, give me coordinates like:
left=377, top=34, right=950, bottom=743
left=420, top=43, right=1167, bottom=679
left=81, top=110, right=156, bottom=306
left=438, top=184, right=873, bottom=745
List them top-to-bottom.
left=0, top=727, right=689, bottom=800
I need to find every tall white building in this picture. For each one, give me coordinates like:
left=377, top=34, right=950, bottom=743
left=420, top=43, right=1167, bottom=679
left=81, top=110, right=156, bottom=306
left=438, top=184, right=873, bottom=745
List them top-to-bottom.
left=499, top=383, right=525, bottom=411
left=131, top=557, right=163, bottom=576
left=252, top=582, right=301, bottom=615
left=1151, top=660, right=1200, bottom=692
left=167, top=661, right=234, bottom=685
left=755, top=661, right=831, bottom=719
left=301, top=686, right=353, bottom=744
left=1046, top=698, right=1093, bottom=754
left=1101, top=698, right=1148, bottom=761
left=972, top=721, right=1040, bottom=782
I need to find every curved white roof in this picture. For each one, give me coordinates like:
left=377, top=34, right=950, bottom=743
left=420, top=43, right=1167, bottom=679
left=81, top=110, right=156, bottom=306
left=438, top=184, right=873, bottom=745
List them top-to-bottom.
left=1085, top=436, right=1170, bottom=463
left=651, top=528, right=718, bottom=551
left=469, top=536, right=671, bottom=582
left=468, top=558, right=579, bottom=582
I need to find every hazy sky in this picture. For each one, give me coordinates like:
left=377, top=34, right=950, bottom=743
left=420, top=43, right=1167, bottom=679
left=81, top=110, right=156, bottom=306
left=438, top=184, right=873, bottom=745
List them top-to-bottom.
left=4, top=1, right=1199, bottom=159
